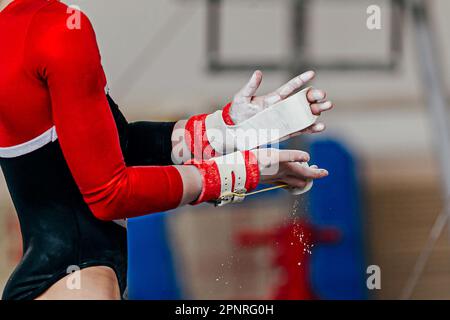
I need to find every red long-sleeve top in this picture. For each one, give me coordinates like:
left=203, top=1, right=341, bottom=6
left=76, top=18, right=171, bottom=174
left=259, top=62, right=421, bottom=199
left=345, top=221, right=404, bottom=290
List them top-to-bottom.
left=0, top=0, right=183, bottom=220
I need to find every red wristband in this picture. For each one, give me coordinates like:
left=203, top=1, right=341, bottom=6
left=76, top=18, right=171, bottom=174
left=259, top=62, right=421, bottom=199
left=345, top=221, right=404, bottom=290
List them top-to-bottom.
left=222, top=102, right=235, bottom=126
left=184, top=103, right=234, bottom=161
left=185, top=114, right=216, bottom=161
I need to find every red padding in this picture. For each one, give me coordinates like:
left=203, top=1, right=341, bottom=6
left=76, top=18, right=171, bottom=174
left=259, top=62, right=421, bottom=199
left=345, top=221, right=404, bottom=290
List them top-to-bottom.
left=184, top=103, right=235, bottom=161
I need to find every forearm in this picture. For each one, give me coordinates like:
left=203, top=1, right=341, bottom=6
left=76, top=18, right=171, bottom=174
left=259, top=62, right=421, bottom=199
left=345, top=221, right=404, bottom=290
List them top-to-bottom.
left=107, top=94, right=177, bottom=166
left=126, top=121, right=176, bottom=166
left=86, top=151, right=259, bottom=220
left=85, top=165, right=202, bottom=220
left=175, top=165, right=203, bottom=205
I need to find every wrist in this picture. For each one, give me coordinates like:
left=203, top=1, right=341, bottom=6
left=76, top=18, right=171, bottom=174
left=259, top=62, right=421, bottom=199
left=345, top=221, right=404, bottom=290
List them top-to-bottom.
left=173, top=103, right=233, bottom=164
left=185, top=150, right=260, bottom=206
left=175, top=165, right=203, bottom=206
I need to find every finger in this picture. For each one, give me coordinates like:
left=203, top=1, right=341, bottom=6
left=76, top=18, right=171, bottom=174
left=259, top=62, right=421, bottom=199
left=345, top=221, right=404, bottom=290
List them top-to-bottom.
left=234, top=70, right=263, bottom=103
left=263, top=70, right=315, bottom=107
left=277, top=71, right=316, bottom=98
left=307, top=88, right=326, bottom=103
left=262, top=93, right=283, bottom=107
left=310, top=101, right=334, bottom=115
left=281, top=122, right=326, bottom=137
left=301, top=122, right=326, bottom=134
left=279, top=125, right=320, bottom=140
left=254, top=149, right=309, bottom=169
left=277, top=149, right=310, bottom=163
left=287, top=162, right=329, bottom=179
left=260, top=167, right=289, bottom=181
left=280, top=176, right=308, bottom=189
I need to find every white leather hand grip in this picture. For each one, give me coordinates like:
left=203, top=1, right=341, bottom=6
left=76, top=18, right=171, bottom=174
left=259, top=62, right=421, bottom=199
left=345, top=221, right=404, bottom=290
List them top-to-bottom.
left=205, top=87, right=318, bottom=153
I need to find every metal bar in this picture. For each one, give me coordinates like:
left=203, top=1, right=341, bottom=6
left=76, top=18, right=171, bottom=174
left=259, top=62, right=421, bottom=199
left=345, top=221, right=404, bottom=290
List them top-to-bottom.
left=207, top=0, right=222, bottom=70
left=207, top=0, right=403, bottom=73
left=290, top=0, right=308, bottom=75
left=390, top=0, right=406, bottom=65
left=400, top=0, right=450, bottom=299
left=412, top=0, right=450, bottom=198
left=208, top=60, right=398, bottom=73
left=401, top=206, right=449, bottom=299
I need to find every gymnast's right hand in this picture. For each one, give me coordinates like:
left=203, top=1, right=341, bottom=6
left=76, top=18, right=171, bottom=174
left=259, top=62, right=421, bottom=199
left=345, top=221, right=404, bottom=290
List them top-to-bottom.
left=183, top=148, right=328, bottom=206
left=251, top=148, right=328, bottom=189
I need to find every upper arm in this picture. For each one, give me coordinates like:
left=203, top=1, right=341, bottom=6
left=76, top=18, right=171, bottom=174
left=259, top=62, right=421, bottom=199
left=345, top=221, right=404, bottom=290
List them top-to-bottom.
left=26, top=5, right=184, bottom=219
left=35, top=10, right=126, bottom=195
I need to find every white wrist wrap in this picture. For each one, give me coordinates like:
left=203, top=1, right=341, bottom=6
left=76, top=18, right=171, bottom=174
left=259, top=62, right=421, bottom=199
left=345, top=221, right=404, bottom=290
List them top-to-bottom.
left=205, top=87, right=318, bottom=153
left=213, top=152, right=247, bottom=206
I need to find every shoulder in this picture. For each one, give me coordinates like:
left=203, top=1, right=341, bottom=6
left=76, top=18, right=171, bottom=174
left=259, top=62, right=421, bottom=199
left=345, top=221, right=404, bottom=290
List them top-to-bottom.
left=31, top=0, right=95, bottom=36
left=24, top=1, right=102, bottom=77
left=27, top=1, right=99, bottom=61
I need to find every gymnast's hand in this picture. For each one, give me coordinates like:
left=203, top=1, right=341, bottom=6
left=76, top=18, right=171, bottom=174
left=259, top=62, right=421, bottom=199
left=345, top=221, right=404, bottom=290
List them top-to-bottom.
left=229, top=70, right=333, bottom=134
left=252, top=148, right=328, bottom=189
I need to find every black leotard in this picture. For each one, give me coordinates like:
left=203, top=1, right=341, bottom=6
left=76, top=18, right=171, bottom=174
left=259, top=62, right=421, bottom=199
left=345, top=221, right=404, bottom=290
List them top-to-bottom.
left=0, top=96, right=176, bottom=300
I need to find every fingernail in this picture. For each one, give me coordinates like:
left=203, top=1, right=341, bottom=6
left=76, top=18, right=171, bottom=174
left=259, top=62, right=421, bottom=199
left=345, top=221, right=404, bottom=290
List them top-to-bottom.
left=300, top=71, right=315, bottom=82
left=312, top=90, right=325, bottom=100
left=321, top=101, right=333, bottom=111
left=314, top=123, right=325, bottom=131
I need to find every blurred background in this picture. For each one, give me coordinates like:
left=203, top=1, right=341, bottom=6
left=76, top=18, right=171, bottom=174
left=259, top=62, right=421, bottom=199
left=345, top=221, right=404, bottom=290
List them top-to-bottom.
left=2, top=0, right=450, bottom=300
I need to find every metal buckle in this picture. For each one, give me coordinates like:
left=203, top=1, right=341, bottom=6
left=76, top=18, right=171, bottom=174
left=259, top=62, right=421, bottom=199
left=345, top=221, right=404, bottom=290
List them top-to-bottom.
left=214, top=188, right=247, bottom=207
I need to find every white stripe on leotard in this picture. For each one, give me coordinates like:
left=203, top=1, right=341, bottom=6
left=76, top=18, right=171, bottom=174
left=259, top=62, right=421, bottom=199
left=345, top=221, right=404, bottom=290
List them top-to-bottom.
left=0, top=126, right=58, bottom=158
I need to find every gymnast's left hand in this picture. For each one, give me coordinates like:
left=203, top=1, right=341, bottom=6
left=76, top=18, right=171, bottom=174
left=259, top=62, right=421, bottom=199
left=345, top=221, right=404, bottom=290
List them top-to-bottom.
left=229, top=70, right=334, bottom=134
